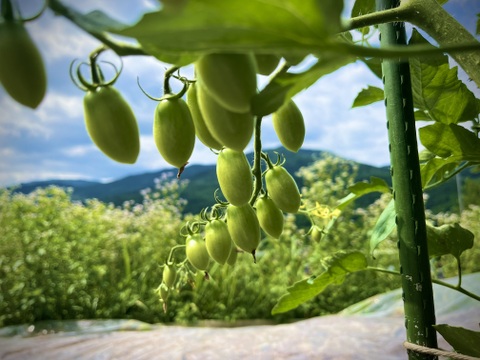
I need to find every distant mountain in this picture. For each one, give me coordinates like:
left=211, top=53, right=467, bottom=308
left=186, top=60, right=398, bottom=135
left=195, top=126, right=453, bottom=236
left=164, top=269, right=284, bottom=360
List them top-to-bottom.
left=9, top=147, right=472, bottom=214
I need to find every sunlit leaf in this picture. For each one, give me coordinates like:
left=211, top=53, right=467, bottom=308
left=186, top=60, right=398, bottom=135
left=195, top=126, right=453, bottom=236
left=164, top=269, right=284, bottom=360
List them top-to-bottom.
left=116, top=0, right=344, bottom=65
left=350, top=0, right=375, bottom=34
left=351, top=0, right=375, bottom=17
left=409, top=30, right=480, bottom=124
left=252, top=54, right=354, bottom=116
left=362, top=58, right=382, bottom=79
left=352, top=86, right=384, bottom=108
left=419, top=123, right=480, bottom=161
left=420, top=158, right=459, bottom=188
left=337, top=177, right=390, bottom=210
left=370, top=199, right=396, bottom=256
left=426, top=223, right=474, bottom=260
left=272, top=251, right=367, bottom=314
left=434, top=325, right=480, bottom=357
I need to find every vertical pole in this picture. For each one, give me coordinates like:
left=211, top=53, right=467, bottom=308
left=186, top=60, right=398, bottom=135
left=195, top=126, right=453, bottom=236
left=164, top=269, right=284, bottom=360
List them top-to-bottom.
left=376, top=0, right=438, bottom=359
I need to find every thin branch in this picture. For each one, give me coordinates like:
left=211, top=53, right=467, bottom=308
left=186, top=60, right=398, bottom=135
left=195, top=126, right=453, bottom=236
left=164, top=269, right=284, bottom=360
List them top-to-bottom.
left=48, top=0, right=147, bottom=57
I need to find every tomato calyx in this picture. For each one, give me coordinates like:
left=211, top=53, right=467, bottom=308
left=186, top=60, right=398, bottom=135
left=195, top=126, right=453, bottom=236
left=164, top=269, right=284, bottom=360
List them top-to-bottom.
left=69, top=46, right=122, bottom=92
left=137, top=65, right=191, bottom=102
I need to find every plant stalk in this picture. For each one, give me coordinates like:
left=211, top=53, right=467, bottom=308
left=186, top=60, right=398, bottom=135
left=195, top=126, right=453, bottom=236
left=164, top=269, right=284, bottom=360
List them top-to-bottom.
left=377, top=0, right=438, bottom=359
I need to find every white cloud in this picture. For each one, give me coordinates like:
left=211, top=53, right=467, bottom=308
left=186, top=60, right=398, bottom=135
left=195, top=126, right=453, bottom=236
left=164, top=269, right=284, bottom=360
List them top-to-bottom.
left=29, top=17, right=99, bottom=64
left=0, top=96, right=51, bottom=138
left=62, top=144, right=96, bottom=157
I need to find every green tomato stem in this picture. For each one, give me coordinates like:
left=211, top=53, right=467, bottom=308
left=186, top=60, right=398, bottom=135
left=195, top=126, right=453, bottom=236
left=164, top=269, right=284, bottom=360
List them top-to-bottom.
left=1, top=0, right=15, bottom=21
left=48, top=0, right=146, bottom=57
left=163, top=66, right=180, bottom=95
left=250, top=116, right=264, bottom=206
left=166, top=244, right=186, bottom=264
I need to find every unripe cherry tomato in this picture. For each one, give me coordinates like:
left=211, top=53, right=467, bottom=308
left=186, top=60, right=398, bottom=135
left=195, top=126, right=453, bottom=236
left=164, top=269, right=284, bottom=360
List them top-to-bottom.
left=0, top=21, right=46, bottom=108
left=196, top=53, right=257, bottom=113
left=83, top=86, right=140, bottom=164
left=153, top=97, right=196, bottom=168
left=216, top=148, right=253, bottom=206
left=265, top=165, right=301, bottom=213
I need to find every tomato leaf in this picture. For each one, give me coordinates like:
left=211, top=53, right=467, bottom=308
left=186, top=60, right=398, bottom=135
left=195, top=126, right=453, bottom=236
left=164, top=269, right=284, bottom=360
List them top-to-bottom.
left=115, top=0, right=344, bottom=65
left=350, top=0, right=375, bottom=35
left=351, top=0, right=375, bottom=17
left=48, top=2, right=128, bottom=33
left=409, top=29, right=480, bottom=124
left=252, top=53, right=354, bottom=116
left=352, top=86, right=384, bottom=108
left=419, top=123, right=480, bottom=161
left=420, top=158, right=459, bottom=188
left=336, top=176, right=391, bottom=210
left=370, top=199, right=396, bottom=257
left=426, top=223, right=474, bottom=260
left=272, top=251, right=367, bottom=314
left=434, top=325, right=480, bottom=357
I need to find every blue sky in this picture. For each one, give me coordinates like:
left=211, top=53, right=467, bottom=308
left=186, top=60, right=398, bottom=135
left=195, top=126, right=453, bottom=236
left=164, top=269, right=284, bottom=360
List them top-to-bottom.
left=0, top=0, right=479, bottom=187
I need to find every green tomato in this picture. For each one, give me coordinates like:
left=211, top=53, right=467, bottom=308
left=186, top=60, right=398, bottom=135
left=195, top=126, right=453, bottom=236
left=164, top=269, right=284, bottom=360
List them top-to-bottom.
left=0, top=21, right=46, bottom=108
left=196, top=53, right=257, bottom=113
left=254, top=54, right=281, bottom=76
left=186, top=82, right=223, bottom=150
left=197, top=85, right=253, bottom=152
left=83, top=86, right=140, bottom=164
left=153, top=97, right=196, bottom=168
left=272, top=100, right=305, bottom=153
left=216, top=148, right=253, bottom=206
left=265, top=165, right=301, bottom=213
left=255, top=195, right=284, bottom=238
left=226, top=203, right=260, bottom=257
left=205, top=219, right=232, bottom=265
left=310, top=226, right=323, bottom=242
left=185, top=234, right=210, bottom=271
left=226, top=243, right=238, bottom=266
left=162, top=264, right=177, bottom=288
left=158, top=282, right=169, bottom=302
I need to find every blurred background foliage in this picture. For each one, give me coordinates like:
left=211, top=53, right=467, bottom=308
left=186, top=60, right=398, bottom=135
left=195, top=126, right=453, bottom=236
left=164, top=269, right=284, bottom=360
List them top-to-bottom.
left=1, top=156, right=478, bottom=327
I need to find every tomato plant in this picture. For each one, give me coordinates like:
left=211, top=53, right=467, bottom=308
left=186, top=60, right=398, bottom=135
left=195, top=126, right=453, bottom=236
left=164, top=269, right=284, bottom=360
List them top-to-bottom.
left=2, top=0, right=480, bottom=358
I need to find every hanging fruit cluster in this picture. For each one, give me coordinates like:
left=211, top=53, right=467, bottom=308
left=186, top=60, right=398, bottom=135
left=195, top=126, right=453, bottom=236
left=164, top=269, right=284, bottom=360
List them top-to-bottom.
left=145, top=52, right=311, bottom=311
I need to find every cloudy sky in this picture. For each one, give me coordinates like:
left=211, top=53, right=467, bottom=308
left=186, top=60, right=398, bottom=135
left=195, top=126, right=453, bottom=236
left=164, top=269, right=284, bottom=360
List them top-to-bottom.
left=0, top=0, right=479, bottom=187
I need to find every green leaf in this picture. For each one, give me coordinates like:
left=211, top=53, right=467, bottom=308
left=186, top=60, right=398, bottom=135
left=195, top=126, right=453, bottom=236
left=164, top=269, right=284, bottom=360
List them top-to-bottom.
left=115, top=0, right=344, bottom=65
left=350, top=0, right=375, bottom=34
left=351, top=0, right=375, bottom=17
left=48, top=2, right=128, bottom=33
left=409, top=29, right=480, bottom=124
left=252, top=54, right=354, bottom=116
left=362, top=58, right=382, bottom=79
left=352, top=86, right=384, bottom=108
left=413, top=110, right=430, bottom=121
left=419, top=123, right=480, bottom=161
left=420, top=158, right=459, bottom=188
left=336, top=176, right=391, bottom=210
left=370, top=199, right=396, bottom=256
left=426, top=223, right=474, bottom=260
left=272, top=251, right=367, bottom=315
left=434, top=325, right=480, bottom=357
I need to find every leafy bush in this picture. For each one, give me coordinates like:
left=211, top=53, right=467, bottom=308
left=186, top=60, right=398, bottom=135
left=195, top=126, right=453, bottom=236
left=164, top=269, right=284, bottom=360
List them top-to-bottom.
left=1, top=159, right=478, bottom=327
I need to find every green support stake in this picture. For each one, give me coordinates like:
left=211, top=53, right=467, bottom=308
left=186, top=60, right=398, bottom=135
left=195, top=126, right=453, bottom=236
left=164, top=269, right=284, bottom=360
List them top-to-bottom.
left=377, top=0, right=439, bottom=359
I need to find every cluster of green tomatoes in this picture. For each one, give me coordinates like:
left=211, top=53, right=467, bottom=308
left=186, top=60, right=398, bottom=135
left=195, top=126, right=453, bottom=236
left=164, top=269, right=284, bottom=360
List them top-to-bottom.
left=146, top=53, right=307, bottom=310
